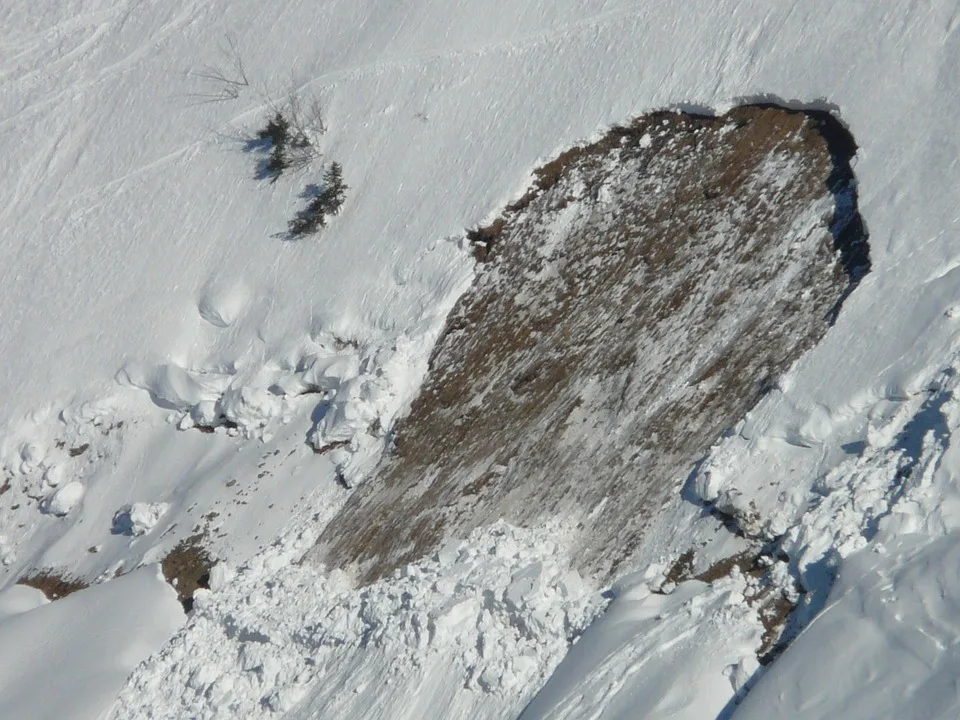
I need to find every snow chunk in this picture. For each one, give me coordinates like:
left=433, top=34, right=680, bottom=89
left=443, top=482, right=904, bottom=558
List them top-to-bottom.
left=197, top=281, right=248, bottom=328
left=218, top=386, right=284, bottom=436
left=18, top=442, right=44, bottom=473
left=42, top=465, right=63, bottom=488
left=44, top=481, right=84, bottom=516
left=112, top=502, right=169, bottom=536
left=0, top=535, right=15, bottom=567
left=207, top=562, right=235, bottom=592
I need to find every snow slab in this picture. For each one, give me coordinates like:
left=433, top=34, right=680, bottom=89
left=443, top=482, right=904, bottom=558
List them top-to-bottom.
left=0, top=566, right=183, bottom=720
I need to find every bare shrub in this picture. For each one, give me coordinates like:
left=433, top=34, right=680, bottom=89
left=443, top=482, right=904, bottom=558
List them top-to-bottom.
left=187, top=33, right=250, bottom=104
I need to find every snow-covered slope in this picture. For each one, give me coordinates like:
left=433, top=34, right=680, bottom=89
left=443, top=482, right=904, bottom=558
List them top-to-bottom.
left=3, top=0, right=960, bottom=717
left=740, top=534, right=960, bottom=719
left=0, top=567, right=181, bottom=720
left=520, top=572, right=763, bottom=720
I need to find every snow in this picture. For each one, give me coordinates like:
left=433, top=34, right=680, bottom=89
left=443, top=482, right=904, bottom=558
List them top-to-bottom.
left=1, top=0, right=960, bottom=717
left=44, top=481, right=85, bottom=517
left=112, top=502, right=170, bottom=537
left=114, top=521, right=603, bottom=719
left=736, top=533, right=960, bottom=720
left=0, top=566, right=182, bottom=720
left=521, top=574, right=762, bottom=720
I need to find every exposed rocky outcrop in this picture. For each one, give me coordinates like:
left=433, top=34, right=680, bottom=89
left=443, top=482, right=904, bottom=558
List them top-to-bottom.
left=312, top=105, right=869, bottom=584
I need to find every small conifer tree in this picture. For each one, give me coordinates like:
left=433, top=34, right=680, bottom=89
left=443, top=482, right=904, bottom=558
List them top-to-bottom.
left=258, top=111, right=291, bottom=181
left=258, top=111, right=290, bottom=146
left=287, top=162, right=348, bottom=237
left=317, top=162, right=347, bottom=216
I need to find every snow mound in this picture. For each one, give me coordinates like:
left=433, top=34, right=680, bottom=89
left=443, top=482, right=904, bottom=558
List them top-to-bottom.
left=197, top=281, right=249, bottom=329
left=0, top=566, right=182, bottom=720
left=0, top=585, right=47, bottom=623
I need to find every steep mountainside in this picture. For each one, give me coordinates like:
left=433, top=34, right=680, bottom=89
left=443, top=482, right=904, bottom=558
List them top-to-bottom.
left=3, top=1, right=960, bottom=717
left=314, top=105, right=868, bottom=584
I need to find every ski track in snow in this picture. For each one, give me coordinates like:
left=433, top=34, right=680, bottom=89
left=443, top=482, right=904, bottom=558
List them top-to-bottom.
left=1, top=0, right=960, bottom=717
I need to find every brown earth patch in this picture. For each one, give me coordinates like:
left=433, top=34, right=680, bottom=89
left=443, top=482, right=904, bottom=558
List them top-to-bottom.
left=311, top=104, right=869, bottom=585
left=161, top=533, right=212, bottom=612
left=663, top=547, right=798, bottom=659
left=695, top=550, right=797, bottom=659
left=18, top=570, right=89, bottom=600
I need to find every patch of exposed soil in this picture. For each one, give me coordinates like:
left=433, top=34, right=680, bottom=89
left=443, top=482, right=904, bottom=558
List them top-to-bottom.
left=312, top=105, right=869, bottom=584
left=161, top=534, right=212, bottom=612
left=661, top=550, right=696, bottom=589
left=18, top=570, right=89, bottom=600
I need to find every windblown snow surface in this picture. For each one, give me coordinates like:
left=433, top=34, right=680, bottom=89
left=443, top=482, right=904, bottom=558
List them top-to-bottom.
left=2, top=0, right=960, bottom=718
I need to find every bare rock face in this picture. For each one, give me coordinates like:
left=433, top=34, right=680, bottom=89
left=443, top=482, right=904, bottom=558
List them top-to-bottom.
left=312, top=105, right=869, bottom=583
